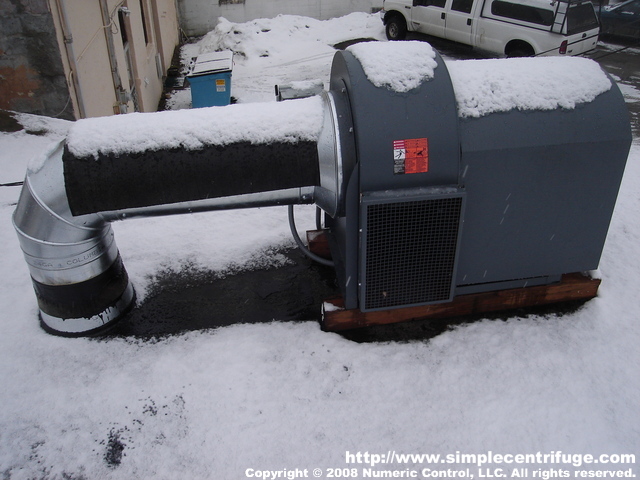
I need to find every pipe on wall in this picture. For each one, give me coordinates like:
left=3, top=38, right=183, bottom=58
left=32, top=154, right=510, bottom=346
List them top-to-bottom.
left=55, top=0, right=87, bottom=119
left=99, top=0, right=130, bottom=114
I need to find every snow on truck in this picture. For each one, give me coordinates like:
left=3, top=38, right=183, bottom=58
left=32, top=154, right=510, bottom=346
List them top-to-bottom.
left=381, top=0, right=600, bottom=57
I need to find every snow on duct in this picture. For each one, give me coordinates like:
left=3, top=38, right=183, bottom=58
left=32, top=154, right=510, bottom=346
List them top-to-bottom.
left=13, top=42, right=632, bottom=336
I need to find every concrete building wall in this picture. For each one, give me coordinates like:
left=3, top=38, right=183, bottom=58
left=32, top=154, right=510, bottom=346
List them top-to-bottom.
left=0, top=0, right=74, bottom=120
left=0, top=0, right=180, bottom=119
left=49, top=0, right=122, bottom=118
left=50, top=0, right=180, bottom=118
left=118, top=0, right=180, bottom=113
left=152, top=0, right=181, bottom=77
left=178, top=0, right=383, bottom=37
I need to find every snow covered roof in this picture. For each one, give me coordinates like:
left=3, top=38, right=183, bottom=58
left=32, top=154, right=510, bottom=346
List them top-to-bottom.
left=1, top=14, right=638, bottom=479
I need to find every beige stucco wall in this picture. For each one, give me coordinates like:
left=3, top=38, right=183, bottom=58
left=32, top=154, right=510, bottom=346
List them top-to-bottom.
left=49, top=0, right=179, bottom=119
left=152, top=1, right=181, bottom=81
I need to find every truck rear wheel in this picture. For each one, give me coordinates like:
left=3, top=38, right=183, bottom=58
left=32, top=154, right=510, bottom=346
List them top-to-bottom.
left=386, top=15, right=407, bottom=41
left=505, top=41, right=534, bottom=57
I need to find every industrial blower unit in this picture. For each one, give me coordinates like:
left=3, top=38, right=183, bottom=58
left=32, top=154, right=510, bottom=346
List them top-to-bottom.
left=13, top=41, right=632, bottom=335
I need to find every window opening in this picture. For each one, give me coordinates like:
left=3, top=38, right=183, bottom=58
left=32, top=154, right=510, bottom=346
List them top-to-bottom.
left=139, top=0, right=150, bottom=44
left=452, top=0, right=474, bottom=14
left=491, top=0, right=554, bottom=26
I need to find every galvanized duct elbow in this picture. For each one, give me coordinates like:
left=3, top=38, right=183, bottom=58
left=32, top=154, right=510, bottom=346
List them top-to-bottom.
left=13, top=97, right=330, bottom=335
left=13, top=141, right=134, bottom=335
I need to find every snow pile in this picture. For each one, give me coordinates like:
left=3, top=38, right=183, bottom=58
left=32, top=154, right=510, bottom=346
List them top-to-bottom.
left=170, top=13, right=385, bottom=105
left=198, top=13, right=385, bottom=61
left=347, top=41, right=438, bottom=93
left=447, top=56, right=613, bottom=117
left=288, top=79, right=325, bottom=91
left=66, top=96, right=324, bottom=159
left=13, top=112, right=71, bottom=138
left=0, top=114, right=71, bottom=183
left=0, top=132, right=62, bottom=184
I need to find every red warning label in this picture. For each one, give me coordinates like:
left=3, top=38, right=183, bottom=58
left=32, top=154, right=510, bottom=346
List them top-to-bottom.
left=393, top=138, right=428, bottom=175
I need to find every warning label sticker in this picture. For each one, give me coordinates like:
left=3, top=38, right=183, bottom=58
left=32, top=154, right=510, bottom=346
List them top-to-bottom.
left=216, top=79, right=226, bottom=92
left=393, top=138, right=428, bottom=175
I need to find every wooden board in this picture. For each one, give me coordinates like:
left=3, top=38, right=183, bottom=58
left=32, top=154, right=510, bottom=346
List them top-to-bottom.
left=305, top=229, right=601, bottom=332
left=306, top=229, right=332, bottom=260
left=321, top=273, right=600, bottom=332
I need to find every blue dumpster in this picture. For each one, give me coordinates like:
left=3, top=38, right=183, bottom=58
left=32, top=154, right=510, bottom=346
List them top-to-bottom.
left=187, top=51, right=233, bottom=108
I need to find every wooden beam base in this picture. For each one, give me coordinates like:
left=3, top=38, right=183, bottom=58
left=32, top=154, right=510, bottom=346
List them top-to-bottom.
left=306, top=229, right=332, bottom=260
left=304, top=230, right=601, bottom=332
left=321, top=273, right=601, bottom=332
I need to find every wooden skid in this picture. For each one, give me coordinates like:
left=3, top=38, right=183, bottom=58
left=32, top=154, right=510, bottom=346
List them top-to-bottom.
left=304, top=230, right=601, bottom=332
left=321, top=273, right=601, bottom=332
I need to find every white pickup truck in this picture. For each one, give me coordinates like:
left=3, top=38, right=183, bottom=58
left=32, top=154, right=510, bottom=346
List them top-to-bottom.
left=380, top=0, right=600, bottom=57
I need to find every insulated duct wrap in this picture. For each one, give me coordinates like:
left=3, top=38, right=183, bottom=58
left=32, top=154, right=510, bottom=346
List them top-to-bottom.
left=63, top=141, right=320, bottom=215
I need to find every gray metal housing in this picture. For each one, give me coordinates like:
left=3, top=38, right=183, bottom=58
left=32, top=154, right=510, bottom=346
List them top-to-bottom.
left=323, top=49, right=631, bottom=311
left=455, top=100, right=630, bottom=294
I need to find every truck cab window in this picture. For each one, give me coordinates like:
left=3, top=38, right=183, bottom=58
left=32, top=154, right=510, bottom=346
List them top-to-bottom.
left=414, top=0, right=447, bottom=8
left=452, top=0, right=474, bottom=14
left=491, top=0, right=554, bottom=25
left=567, top=2, right=602, bottom=34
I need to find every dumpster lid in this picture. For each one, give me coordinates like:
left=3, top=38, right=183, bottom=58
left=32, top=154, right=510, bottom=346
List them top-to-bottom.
left=188, top=51, right=233, bottom=77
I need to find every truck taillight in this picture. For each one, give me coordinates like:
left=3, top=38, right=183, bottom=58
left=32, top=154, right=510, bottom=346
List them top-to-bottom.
left=559, top=40, right=568, bottom=54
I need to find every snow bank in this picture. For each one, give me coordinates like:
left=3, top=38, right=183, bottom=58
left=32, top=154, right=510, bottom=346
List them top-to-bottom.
left=181, top=13, right=385, bottom=105
left=198, top=13, right=386, bottom=61
left=347, top=41, right=438, bottom=93
left=447, top=56, right=612, bottom=118
left=66, top=96, right=324, bottom=159
left=13, top=112, right=71, bottom=138
left=0, top=114, right=70, bottom=183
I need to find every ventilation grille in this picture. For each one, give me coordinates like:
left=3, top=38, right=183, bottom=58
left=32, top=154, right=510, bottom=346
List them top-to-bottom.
left=362, top=195, right=463, bottom=311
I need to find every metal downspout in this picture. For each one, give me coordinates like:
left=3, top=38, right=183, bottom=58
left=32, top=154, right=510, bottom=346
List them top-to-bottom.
left=56, top=0, right=87, bottom=119
left=99, top=0, right=129, bottom=114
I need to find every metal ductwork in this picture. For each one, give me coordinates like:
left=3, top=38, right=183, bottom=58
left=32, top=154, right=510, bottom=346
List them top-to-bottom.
left=14, top=43, right=632, bottom=335
left=13, top=112, right=322, bottom=335
left=13, top=141, right=131, bottom=335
